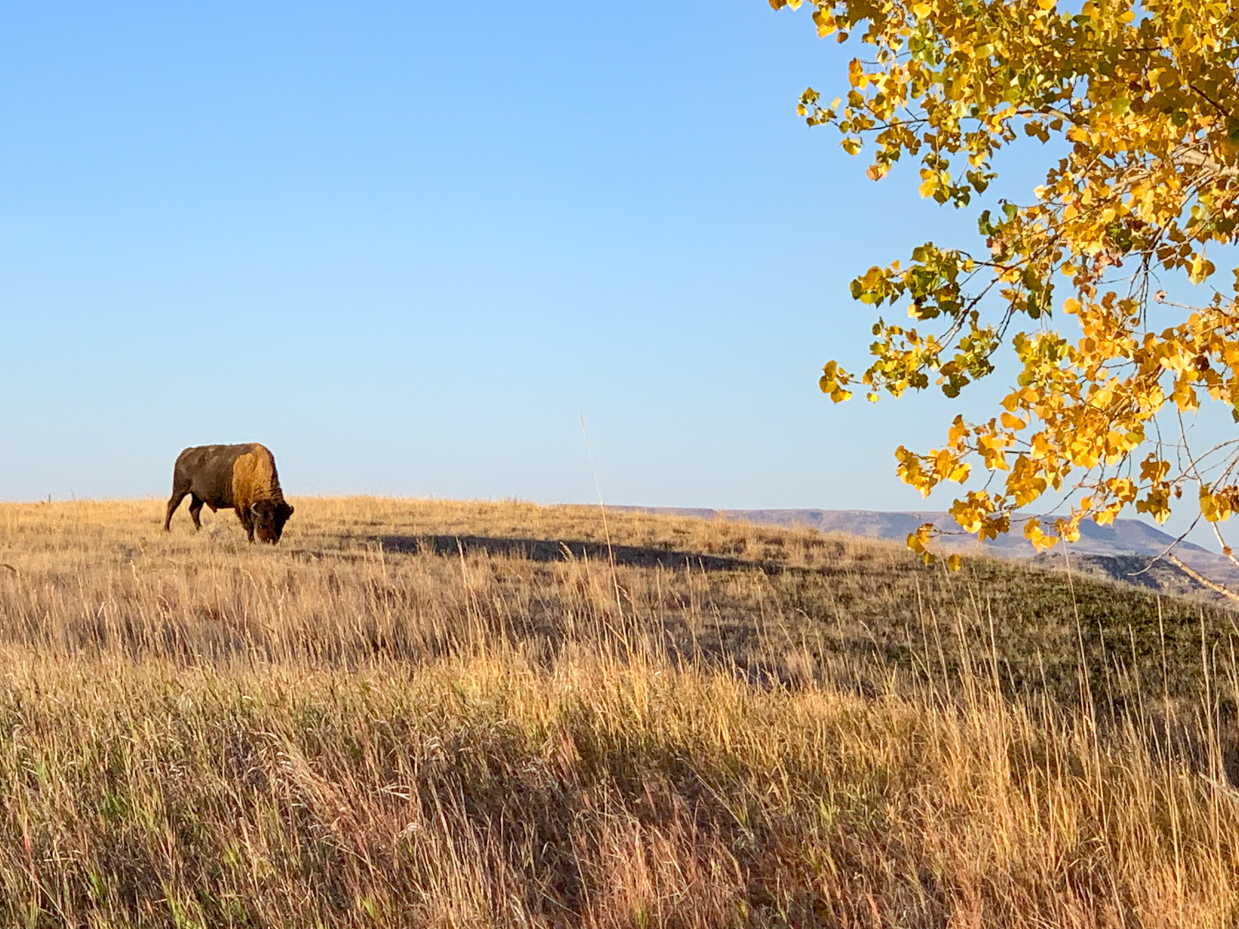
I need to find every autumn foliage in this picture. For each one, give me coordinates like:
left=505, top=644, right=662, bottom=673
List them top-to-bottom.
left=775, top=0, right=1239, bottom=562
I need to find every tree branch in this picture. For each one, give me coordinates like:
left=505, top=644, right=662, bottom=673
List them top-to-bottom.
left=1172, top=147, right=1239, bottom=178
left=1166, top=553, right=1239, bottom=605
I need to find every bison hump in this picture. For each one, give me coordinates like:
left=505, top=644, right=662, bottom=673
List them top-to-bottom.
left=231, top=446, right=283, bottom=506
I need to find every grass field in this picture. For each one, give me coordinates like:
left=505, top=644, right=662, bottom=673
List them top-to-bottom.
left=1, top=497, right=1238, bottom=927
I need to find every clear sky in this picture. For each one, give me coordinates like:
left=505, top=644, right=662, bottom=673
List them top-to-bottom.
left=0, top=1, right=1219, bottom=545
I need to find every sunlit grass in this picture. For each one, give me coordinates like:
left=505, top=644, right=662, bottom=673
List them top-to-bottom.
left=0, top=497, right=1235, bottom=926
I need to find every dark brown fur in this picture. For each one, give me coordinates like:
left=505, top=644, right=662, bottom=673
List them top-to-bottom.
left=163, top=444, right=294, bottom=543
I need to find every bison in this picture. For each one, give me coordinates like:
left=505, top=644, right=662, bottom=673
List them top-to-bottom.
left=163, top=443, right=294, bottom=543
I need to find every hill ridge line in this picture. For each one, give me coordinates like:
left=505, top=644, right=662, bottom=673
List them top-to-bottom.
left=608, top=506, right=1209, bottom=555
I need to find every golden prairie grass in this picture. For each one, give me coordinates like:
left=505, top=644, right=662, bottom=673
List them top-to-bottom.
left=0, top=496, right=1236, bottom=926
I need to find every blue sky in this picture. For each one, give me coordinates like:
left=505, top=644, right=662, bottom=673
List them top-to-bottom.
left=0, top=1, right=1219, bottom=544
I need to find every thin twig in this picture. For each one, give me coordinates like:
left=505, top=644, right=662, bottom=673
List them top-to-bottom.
left=1129, top=514, right=1203, bottom=578
left=1208, top=523, right=1239, bottom=569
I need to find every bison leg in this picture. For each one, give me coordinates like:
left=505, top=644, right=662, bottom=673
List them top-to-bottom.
left=163, top=487, right=189, bottom=531
left=188, top=495, right=205, bottom=530
left=236, top=505, right=256, bottom=543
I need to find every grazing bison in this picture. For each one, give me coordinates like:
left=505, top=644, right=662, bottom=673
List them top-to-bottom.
left=163, top=443, right=294, bottom=543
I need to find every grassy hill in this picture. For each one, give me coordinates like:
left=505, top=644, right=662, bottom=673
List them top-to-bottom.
left=0, top=498, right=1238, bottom=926
left=616, top=505, right=1239, bottom=599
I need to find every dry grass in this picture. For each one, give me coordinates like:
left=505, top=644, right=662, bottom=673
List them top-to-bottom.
left=0, top=496, right=1237, bottom=926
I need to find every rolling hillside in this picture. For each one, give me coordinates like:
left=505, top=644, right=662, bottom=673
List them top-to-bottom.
left=0, top=497, right=1237, bottom=926
left=617, top=505, right=1239, bottom=598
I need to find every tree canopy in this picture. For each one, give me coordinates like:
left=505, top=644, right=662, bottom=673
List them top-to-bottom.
left=774, top=0, right=1239, bottom=566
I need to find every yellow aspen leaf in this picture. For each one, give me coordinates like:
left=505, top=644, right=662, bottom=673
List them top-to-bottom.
left=1189, top=254, right=1215, bottom=284
left=948, top=415, right=969, bottom=446
left=1201, top=489, right=1221, bottom=522
left=1093, top=502, right=1122, bottom=526
left=1024, top=518, right=1058, bottom=553
left=1055, top=519, right=1081, bottom=544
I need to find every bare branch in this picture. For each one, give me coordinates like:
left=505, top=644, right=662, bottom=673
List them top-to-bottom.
left=1172, top=146, right=1239, bottom=178
left=1129, top=512, right=1204, bottom=577
left=1208, top=522, right=1239, bottom=567
left=1167, top=553, right=1239, bottom=605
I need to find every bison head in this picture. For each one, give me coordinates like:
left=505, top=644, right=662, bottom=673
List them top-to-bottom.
left=251, top=500, right=295, bottom=543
